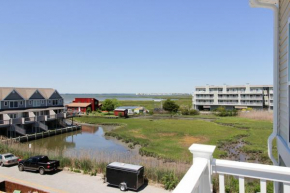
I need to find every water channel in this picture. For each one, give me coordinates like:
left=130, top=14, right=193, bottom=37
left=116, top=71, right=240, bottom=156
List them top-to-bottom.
left=21, top=125, right=138, bottom=160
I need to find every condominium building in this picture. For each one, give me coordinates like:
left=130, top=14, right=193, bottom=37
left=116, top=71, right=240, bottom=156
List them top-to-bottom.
left=193, top=84, right=273, bottom=111
left=0, top=87, right=74, bottom=137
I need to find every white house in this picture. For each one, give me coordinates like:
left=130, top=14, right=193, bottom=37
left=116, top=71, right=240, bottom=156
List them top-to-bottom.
left=173, top=0, right=290, bottom=192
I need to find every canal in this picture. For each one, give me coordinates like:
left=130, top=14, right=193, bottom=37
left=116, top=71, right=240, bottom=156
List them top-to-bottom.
left=20, top=125, right=138, bottom=160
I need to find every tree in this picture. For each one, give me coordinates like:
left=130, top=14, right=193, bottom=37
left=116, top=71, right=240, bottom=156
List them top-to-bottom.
left=111, top=98, right=121, bottom=108
left=102, top=99, right=115, bottom=112
left=163, top=99, right=179, bottom=113
left=86, top=107, right=91, bottom=115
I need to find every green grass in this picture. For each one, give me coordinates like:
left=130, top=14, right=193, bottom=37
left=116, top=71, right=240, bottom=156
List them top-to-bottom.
left=116, top=95, right=192, bottom=112
left=75, top=116, right=274, bottom=163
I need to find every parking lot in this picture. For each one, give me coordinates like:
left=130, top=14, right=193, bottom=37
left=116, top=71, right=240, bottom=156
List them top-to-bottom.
left=0, top=165, right=168, bottom=193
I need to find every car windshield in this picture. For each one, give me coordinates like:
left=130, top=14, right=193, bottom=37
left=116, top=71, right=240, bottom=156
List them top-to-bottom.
left=4, top=154, right=14, bottom=159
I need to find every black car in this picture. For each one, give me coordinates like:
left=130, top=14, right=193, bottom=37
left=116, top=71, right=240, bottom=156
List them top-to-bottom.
left=18, top=155, right=60, bottom=175
left=106, top=162, right=144, bottom=191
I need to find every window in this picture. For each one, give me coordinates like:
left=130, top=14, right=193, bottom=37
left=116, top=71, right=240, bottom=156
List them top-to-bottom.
left=29, top=100, right=32, bottom=105
left=33, top=100, right=41, bottom=107
left=41, top=100, right=44, bottom=104
left=48, top=100, right=51, bottom=104
left=52, top=100, right=58, bottom=105
left=9, top=101, right=18, bottom=108
left=20, top=101, right=23, bottom=105
left=4, top=102, right=8, bottom=106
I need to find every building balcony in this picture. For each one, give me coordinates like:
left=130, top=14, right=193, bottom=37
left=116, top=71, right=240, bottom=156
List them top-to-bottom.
left=240, top=97, right=263, bottom=100
left=195, top=102, right=214, bottom=105
left=218, top=102, right=239, bottom=105
left=240, top=102, right=263, bottom=106
left=57, top=112, right=67, bottom=119
left=47, top=114, right=57, bottom=120
left=24, top=117, right=36, bottom=124
left=0, top=120, right=10, bottom=127
left=173, top=144, right=290, bottom=193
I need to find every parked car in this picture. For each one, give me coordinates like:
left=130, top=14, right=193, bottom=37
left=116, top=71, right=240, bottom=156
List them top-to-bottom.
left=0, top=153, right=19, bottom=166
left=18, top=155, right=60, bottom=175
left=106, top=162, right=144, bottom=191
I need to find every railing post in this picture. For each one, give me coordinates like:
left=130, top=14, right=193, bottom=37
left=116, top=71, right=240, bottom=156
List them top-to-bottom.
left=189, top=144, right=216, bottom=193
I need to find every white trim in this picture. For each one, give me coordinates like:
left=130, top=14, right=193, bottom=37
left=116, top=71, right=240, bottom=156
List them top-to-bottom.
left=288, top=17, right=290, bottom=148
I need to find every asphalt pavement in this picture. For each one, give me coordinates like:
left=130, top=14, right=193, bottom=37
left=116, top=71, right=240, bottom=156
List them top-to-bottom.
left=0, top=165, right=169, bottom=193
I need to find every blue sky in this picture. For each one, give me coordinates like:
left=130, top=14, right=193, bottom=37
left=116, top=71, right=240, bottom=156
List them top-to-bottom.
left=0, top=0, right=273, bottom=93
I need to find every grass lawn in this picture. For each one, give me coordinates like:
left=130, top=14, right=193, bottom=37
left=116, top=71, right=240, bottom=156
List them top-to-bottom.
left=75, top=115, right=274, bottom=163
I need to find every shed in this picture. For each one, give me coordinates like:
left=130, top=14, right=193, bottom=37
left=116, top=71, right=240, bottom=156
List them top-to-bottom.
left=114, top=109, right=128, bottom=117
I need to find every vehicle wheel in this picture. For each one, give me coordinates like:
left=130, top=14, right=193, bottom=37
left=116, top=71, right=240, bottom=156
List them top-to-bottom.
left=18, top=165, right=24, bottom=171
left=39, top=168, right=45, bottom=175
left=119, top=183, right=127, bottom=191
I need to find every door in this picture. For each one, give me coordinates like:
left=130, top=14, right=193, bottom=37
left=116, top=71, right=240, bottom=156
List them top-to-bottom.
left=24, top=158, right=32, bottom=169
left=30, top=158, right=38, bottom=170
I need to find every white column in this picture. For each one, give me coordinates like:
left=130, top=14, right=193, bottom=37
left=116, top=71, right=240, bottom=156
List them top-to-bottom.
left=189, top=144, right=216, bottom=193
left=219, top=174, right=225, bottom=193
left=239, top=177, right=245, bottom=193
left=260, top=180, right=266, bottom=193
left=283, top=183, right=290, bottom=193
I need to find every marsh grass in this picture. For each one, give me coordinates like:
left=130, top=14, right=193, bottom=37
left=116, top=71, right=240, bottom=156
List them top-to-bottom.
left=238, top=110, right=273, bottom=121
left=0, top=142, right=189, bottom=185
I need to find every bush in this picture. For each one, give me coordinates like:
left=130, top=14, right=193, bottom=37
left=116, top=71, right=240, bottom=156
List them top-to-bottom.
left=215, top=106, right=237, bottom=117
left=180, top=108, right=189, bottom=115
left=189, top=109, right=200, bottom=115
left=148, top=111, right=154, bottom=115
left=118, top=112, right=123, bottom=117
left=161, top=172, right=179, bottom=190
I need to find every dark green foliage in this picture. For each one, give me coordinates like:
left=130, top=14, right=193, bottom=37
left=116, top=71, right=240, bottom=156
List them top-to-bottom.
left=102, top=99, right=115, bottom=112
left=163, top=99, right=179, bottom=113
left=215, top=106, right=238, bottom=117
left=86, top=107, right=92, bottom=115
left=180, top=108, right=189, bottom=115
left=189, top=109, right=200, bottom=115
left=118, top=112, right=123, bottom=117
left=161, top=172, right=179, bottom=190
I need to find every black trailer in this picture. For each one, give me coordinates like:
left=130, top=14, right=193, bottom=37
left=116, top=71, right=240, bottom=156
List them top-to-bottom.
left=106, top=162, right=144, bottom=191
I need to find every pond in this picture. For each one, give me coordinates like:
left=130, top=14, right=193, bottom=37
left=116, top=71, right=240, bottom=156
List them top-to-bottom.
left=21, top=125, right=138, bottom=159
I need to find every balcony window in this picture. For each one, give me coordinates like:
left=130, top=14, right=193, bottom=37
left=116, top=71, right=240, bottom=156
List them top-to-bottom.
left=29, top=100, right=32, bottom=105
left=4, top=101, right=8, bottom=106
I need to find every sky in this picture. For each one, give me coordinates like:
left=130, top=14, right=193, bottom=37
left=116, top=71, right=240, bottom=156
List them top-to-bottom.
left=0, top=0, right=274, bottom=93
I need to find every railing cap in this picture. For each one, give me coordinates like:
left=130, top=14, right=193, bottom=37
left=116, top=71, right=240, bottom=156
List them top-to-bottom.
left=189, top=144, right=216, bottom=159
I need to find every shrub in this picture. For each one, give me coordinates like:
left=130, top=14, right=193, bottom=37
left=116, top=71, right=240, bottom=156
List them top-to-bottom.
left=215, top=106, right=237, bottom=117
left=180, top=108, right=189, bottom=115
left=189, top=109, right=200, bottom=115
left=149, top=111, right=154, bottom=115
left=118, top=112, right=123, bottom=117
left=161, top=172, right=179, bottom=190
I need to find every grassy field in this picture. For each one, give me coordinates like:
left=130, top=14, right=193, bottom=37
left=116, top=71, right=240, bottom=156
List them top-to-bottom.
left=115, top=95, right=192, bottom=112
left=75, top=115, right=274, bottom=163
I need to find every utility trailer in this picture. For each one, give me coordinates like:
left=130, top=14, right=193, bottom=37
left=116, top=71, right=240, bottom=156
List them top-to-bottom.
left=106, top=162, right=144, bottom=191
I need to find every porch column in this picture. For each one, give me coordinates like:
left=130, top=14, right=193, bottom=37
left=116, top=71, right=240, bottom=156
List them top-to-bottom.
left=189, top=144, right=216, bottom=193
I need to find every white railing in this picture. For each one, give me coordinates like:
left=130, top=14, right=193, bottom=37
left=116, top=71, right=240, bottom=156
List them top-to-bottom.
left=174, top=144, right=290, bottom=193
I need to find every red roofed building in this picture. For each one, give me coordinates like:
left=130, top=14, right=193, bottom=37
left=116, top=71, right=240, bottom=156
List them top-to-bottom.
left=66, top=98, right=99, bottom=113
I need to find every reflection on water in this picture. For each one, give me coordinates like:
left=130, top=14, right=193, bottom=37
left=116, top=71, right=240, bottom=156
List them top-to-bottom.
left=22, top=125, right=133, bottom=158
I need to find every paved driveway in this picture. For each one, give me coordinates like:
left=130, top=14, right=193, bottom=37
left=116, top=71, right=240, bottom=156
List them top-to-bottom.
left=0, top=166, right=168, bottom=193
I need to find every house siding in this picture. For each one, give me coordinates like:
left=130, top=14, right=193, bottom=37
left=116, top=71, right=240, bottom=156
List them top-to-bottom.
left=279, top=0, right=290, bottom=143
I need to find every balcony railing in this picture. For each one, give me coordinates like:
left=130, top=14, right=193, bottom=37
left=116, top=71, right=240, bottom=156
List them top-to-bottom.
left=195, top=102, right=214, bottom=105
left=218, top=102, right=239, bottom=104
left=47, top=114, right=57, bottom=119
left=24, top=117, right=36, bottom=122
left=0, top=120, right=10, bottom=125
left=173, top=144, right=290, bottom=193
